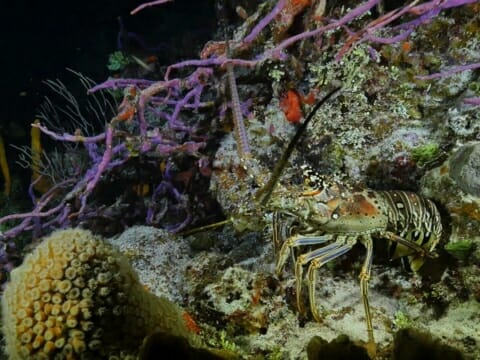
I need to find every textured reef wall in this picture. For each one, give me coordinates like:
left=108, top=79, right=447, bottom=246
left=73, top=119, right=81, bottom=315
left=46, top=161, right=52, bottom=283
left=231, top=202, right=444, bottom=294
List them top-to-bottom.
left=1, top=0, right=480, bottom=359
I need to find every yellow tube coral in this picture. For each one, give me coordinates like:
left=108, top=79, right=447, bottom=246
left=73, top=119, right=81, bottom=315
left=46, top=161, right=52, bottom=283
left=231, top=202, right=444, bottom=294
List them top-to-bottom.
left=0, top=130, right=11, bottom=196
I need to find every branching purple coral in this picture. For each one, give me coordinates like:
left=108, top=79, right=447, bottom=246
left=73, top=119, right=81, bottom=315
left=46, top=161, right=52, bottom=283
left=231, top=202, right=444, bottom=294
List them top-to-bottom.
left=205, top=0, right=475, bottom=65
left=265, top=0, right=379, bottom=62
left=353, top=0, right=478, bottom=49
left=337, top=1, right=418, bottom=49
left=1, top=57, right=211, bottom=242
left=165, top=58, right=220, bottom=81
left=165, top=68, right=213, bottom=131
left=1, top=71, right=207, bottom=242
left=0, top=178, right=75, bottom=244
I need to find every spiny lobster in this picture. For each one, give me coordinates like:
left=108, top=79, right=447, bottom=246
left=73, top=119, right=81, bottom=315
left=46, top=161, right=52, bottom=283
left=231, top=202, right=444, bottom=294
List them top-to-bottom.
left=209, top=63, right=444, bottom=357
left=269, top=164, right=442, bottom=355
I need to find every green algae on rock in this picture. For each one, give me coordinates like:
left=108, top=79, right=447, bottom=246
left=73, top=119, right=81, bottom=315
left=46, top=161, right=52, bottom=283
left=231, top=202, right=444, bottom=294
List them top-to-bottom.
left=444, top=240, right=475, bottom=260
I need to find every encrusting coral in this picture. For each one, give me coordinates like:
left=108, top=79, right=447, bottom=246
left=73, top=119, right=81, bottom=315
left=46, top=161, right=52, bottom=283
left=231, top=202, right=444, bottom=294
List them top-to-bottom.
left=1, top=228, right=191, bottom=359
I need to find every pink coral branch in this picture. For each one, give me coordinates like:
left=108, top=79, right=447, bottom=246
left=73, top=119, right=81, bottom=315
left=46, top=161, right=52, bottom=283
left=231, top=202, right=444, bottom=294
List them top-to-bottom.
left=130, top=0, right=173, bottom=15
left=32, top=122, right=106, bottom=143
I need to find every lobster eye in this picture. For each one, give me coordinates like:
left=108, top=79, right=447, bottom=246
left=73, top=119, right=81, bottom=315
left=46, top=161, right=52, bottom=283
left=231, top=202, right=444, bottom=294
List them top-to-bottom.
left=331, top=212, right=340, bottom=220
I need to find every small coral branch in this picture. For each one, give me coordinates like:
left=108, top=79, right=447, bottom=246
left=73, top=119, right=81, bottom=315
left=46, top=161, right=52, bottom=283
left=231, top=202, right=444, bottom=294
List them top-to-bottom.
left=130, top=0, right=173, bottom=15
left=242, top=0, right=287, bottom=46
left=416, top=62, right=480, bottom=105
left=416, top=63, right=480, bottom=80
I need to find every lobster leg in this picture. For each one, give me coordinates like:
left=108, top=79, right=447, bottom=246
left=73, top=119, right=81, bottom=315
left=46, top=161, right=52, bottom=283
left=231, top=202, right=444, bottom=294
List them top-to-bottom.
left=383, top=231, right=430, bottom=257
left=275, top=234, right=334, bottom=276
left=359, top=235, right=375, bottom=354
left=304, top=237, right=355, bottom=321
left=293, top=240, right=345, bottom=313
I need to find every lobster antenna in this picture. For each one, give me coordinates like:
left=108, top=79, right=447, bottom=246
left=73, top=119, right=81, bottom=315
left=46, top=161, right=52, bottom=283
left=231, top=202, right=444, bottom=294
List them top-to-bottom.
left=257, top=86, right=341, bottom=206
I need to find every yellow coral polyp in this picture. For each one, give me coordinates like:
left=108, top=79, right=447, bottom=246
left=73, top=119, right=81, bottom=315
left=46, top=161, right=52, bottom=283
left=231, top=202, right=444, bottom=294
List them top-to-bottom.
left=70, top=259, right=82, bottom=268
left=49, top=266, right=64, bottom=280
left=65, top=267, right=77, bottom=280
left=97, top=272, right=112, bottom=284
left=26, top=275, right=38, bottom=289
left=73, top=277, right=85, bottom=288
left=38, top=279, right=51, bottom=292
left=58, top=280, right=72, bottom=294
left=67, top=287, right=81, bottom=300
left=28, top=288, right=41, bottom=301
left=41, top=293, right=51, bottom=303
left=51, top=294, right=63, bottom=305
left=61, top=300, right=72, bottom=314
left=32, top=302, right=42, bottom=313
left=50, top=305, right=61, bottom=317
left=16, top=308, right=30, bottom=320
left=35, top=311, right=47, bottom=323
left=21, top=318, right=34, bottom=329
left=44, top=318, right=55, bottom=330
left=66, top=318, right=78, bottom=328
left=81, top=321, right=93, bottom=332
left=33, top=323, right=45, bottom=335
left=44, top=329, right=56, bottom=342
left=20, top=331, right=33, bottom=344
left=32, top=335, right=44, bottom=349
left=53, top=338, right=65, bottom=349
left=71, top=338, right=86, bottom=353
left=88, top=339, right=101, bottom=351
left=43, top=340, right=56, bottom=353
left=19, top=346, right=31, bottom=357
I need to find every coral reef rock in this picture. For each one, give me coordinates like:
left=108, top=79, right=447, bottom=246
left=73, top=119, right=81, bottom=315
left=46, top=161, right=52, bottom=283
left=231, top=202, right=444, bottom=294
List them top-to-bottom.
left=449, top=142, right=480, bottom=198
